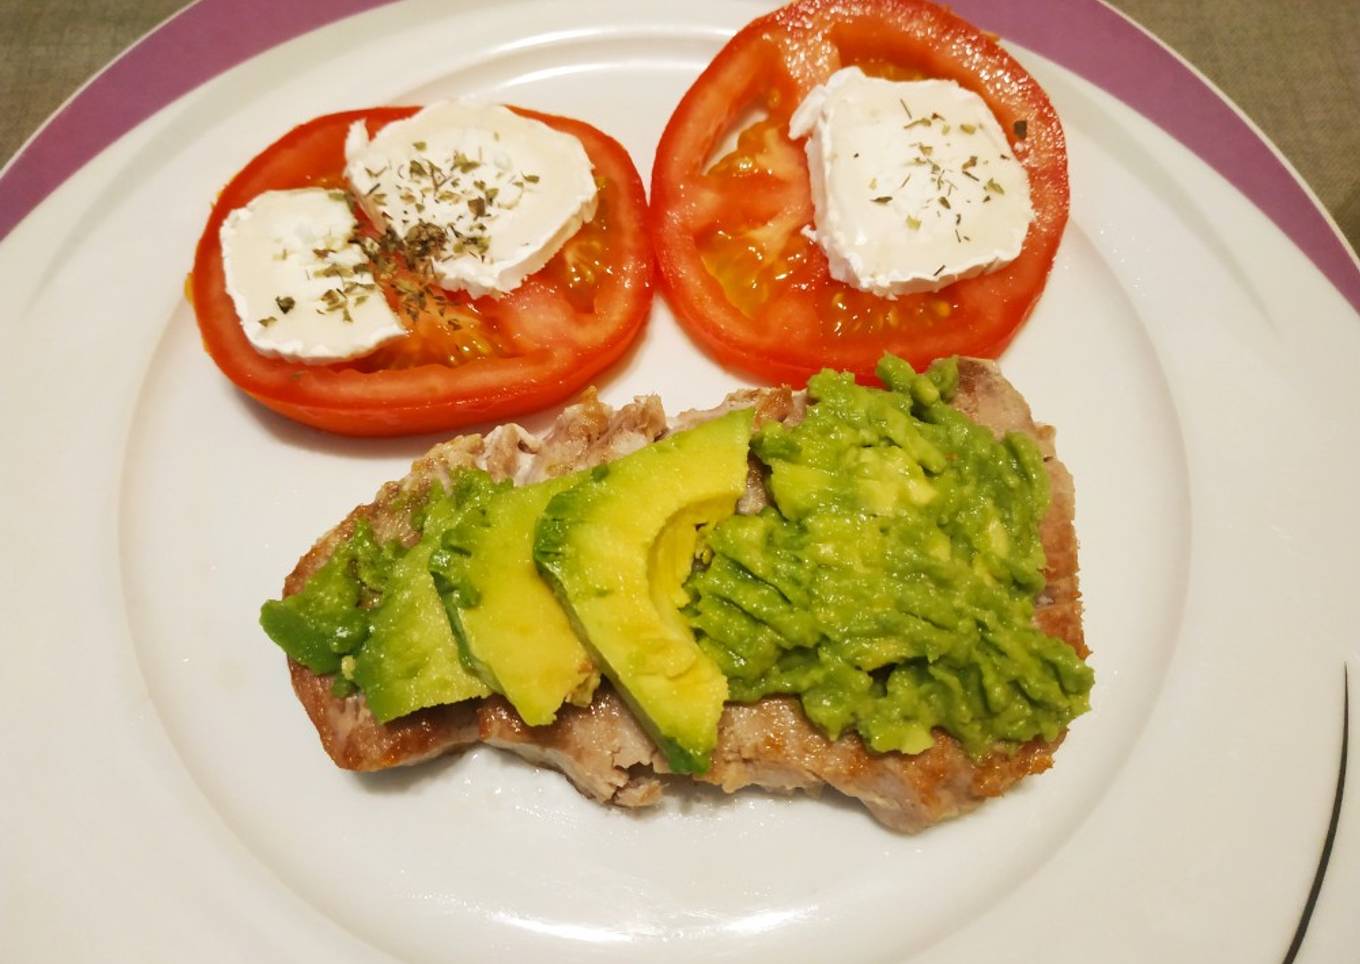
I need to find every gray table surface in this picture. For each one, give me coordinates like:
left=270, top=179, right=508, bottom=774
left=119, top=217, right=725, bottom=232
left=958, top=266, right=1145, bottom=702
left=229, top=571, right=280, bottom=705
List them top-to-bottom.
left=2, top=0, right=1357, bottom=252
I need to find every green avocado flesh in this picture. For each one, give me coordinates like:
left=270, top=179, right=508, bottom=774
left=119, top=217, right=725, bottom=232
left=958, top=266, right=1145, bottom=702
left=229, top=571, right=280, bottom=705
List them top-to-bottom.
left=260, top=355, right=1091, bottom=766
left=685, top=356, right=1093, bottom=758
left=534, top=410, right=755, bottom=774
left=432, top=471, right=601, bottom=726
left=259, top=487, right=491, bottom=722
left=259, top=524, right=385, bottom=678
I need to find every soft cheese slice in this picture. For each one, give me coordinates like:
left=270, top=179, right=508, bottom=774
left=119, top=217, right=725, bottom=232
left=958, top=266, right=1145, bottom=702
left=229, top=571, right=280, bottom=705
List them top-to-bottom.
left=789, top=67, right=1034, bottom=298
left=344, top=101, right=598, bottom=299
left=219, top=188, right=406, bottom=364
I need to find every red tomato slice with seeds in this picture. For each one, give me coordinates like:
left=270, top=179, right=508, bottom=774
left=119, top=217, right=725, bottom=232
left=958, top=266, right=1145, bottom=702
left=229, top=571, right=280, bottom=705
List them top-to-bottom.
left=650, top=0, right=1069, bottom=384
left=192, top=107, right=651, bottom=436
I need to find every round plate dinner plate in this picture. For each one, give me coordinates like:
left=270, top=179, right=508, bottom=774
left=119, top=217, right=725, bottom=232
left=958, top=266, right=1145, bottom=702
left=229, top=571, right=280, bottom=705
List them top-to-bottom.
left=1, top=2, right=1357, bottom=961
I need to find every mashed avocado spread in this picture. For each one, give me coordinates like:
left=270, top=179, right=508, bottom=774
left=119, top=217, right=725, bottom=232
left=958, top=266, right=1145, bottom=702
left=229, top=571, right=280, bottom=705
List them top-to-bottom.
left=684, top=356, right=1093, bottom=758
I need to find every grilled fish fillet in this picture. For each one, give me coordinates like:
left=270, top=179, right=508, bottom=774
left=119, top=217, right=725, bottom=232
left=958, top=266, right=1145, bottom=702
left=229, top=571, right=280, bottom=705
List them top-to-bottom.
left=281, top=359, right=1085, bottom=832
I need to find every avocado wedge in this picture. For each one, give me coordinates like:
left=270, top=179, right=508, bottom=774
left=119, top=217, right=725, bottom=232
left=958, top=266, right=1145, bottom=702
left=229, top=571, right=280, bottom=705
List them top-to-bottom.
left=533, top=409, right=755, bottom=774
left=435, top=473, right=600, bottom=726
left=352, top=493, right=492, bottom=723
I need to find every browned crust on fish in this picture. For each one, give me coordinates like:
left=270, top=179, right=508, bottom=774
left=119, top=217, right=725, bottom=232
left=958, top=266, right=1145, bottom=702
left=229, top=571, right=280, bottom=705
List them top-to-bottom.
left=278, top=359, right=1084, bottom=832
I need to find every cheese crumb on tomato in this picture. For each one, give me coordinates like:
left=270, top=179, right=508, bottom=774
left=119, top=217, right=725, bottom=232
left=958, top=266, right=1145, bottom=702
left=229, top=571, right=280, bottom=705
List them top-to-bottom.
left=788, top=67, right=1034, bottom=298
left=344, top=101, right=598, bottom=300
left=219, top=188, right=406, bottom=364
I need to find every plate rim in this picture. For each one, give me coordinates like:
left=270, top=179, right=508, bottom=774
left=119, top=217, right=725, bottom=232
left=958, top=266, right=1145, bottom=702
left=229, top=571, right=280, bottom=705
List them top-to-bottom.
left=1, top=2, right=1356, bottom=962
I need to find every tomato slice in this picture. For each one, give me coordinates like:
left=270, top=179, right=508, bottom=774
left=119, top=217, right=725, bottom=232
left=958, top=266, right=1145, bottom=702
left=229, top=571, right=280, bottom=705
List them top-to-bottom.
left=650, top=0, right=1069, bottom=384
left=193, top=107, right=651, bottom=436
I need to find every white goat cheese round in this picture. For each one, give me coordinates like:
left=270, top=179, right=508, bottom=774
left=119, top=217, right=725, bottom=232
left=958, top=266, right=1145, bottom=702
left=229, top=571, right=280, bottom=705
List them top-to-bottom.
left=788, top=67, right=1034, bottom=298
left=344, top=101, right=599, bottom=300
left=219, top=188, right=406, bottom=364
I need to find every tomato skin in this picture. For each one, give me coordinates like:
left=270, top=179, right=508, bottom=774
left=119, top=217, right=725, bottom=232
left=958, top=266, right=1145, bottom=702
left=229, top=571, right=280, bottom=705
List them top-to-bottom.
left=650, top=0, right=1070, bottom=385
left=192, top=107, right=652, bottom=436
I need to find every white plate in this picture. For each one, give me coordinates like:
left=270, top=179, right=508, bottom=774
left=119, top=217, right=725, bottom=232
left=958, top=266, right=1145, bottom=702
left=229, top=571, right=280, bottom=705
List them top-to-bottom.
left=2, top=2, right=1356, bottom=961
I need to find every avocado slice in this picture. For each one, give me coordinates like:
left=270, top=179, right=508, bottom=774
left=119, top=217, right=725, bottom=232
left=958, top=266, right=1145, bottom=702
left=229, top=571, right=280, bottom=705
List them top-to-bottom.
left=534, top=409, right=755, bottom=774
left=435, top=473, right=601, bottom=726
left=350, top=493, right=492, bottom=723
left=259, top=523, right=387, bottom=676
